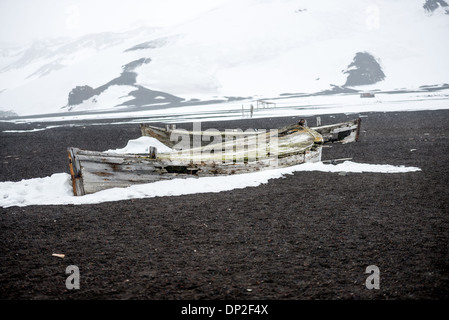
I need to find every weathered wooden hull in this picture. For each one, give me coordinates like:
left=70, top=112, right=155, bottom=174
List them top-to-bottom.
left=140, top=118, right=361, bottom=147
left=311, top=118, right=361, bottom=144
left=140, top=124, right=261, bottom=149
left=68, top=125, right=323, bottom=196
left=68, top=146, right=322, bottom=196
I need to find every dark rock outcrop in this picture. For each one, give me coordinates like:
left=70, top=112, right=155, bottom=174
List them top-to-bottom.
left=423, top=0, right=449, bottom=13
left=124, top=35, right=178, bottom=52
left=343, top=52, right=385, bottom=87
left=66, top=57, right=186, bottom=109
left=68, top=85, right=96, bottom=106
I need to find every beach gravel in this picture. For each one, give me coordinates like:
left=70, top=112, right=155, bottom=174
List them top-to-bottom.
left=0, top=110, right=448, bottom=300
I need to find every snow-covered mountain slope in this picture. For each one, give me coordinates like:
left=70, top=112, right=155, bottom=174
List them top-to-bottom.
left=0, top=0, right=448, bottom=116
left=0, top=27, right=163, bottom=115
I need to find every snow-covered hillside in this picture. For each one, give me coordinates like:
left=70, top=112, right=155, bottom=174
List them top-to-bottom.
left=0, top=0, right=448, bottom=116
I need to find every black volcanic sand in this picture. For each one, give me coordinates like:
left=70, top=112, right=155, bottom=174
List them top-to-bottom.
left=0, top=110, right=448, bottom=301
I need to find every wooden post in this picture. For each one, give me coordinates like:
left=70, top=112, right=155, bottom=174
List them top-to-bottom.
left=355, top=118, right=362, bottom=142
left=149, top=146, right=157, bottom=159
left=67, top=148, right=85, bottom=196
left=67, top=149, right=78, bottom=196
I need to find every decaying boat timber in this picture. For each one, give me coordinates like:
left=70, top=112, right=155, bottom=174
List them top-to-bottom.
left=68, top=118, right=362, bottom=196
left=140, top=118, right=361, bottom=148
left=311, top=118, right=361, bottom=144
left=68, top=123, right=332, bottom=196
left=140, top=123, right=261, bottom=149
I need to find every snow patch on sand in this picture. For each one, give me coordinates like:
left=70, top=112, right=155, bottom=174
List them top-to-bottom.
left=0, top=161, right=421, bottom=208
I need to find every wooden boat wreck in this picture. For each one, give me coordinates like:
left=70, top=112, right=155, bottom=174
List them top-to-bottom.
left=68, top=118, right=361, bottom=196
left=140, top=118, right=361, bottom=148
left=311, top=118, right=361, bottom=144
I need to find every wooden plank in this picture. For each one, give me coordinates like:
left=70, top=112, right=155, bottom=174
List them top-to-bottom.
left=355, top=118, right=362, bottom=142
left=311, top=119, right=361, bottom=144
left=329, top=124, right=358, bottom=134
left=149, top=146, right=157, bottom=159
left=67, top=148, right=85, bottom=196
left=67, top=149, right=78, bottom=195
left=75, top=153, right=153, bottom=164
left=79, top=160, right=158, bottom=173
left=82, top=170, right=168, bottom=184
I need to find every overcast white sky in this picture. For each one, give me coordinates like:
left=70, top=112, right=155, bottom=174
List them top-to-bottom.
left=0, top=0, right=228, bottom=44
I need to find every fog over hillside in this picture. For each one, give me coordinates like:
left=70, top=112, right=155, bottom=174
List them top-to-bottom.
left=0, top=0, right=448, bottom=116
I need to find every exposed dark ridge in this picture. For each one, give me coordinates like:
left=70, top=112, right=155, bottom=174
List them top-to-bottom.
left=423, top=0, right=449, bottom=13
left=124, top=35, right=178, bottom=52
left=343, top=52, right=385, bottom=87
left=66, top=58, right=153, bottom=108
left=119, top=85, right=185, bottom=107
